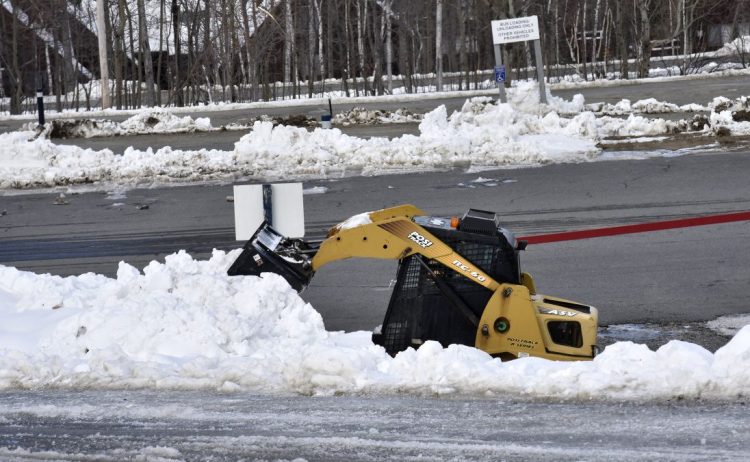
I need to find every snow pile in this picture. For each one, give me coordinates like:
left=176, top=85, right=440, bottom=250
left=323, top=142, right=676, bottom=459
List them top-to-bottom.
left=715, top=36, right=750, bottom=57
left=507, top=80, right=586, bottom=114
left=3, top=86, right=746, bottom=189
left=234, top=96, right=599, bottom=177
left=707, top=96, right=750, bottom=135
left=588, top=98, right=708, bottom=115
left=631, top=98, right=681, bottom=113
left=334, top=107, right=422, bottom=125
left=34, top=109, right=213, bottom=139
left=119, top=109, right=212, bottom=134
left=709, top=111, right=750, bottom=136
left=596, top=115, right=679, bottom=137
left=0, top=131, right=238, bottom=189
left=0, top=251, right=749, bottom=400
left=708, top=314, right=750, bottom=336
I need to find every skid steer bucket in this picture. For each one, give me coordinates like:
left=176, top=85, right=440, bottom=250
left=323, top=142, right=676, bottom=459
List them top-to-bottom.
left=227, top=222, right=316, bottom=292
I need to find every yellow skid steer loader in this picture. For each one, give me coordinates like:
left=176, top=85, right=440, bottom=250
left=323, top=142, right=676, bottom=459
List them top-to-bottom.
left=229, top=204, right=598, bottom=361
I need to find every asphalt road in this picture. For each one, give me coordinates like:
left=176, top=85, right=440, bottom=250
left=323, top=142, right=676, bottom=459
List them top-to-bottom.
left=2, top=149, right=749, bottom=349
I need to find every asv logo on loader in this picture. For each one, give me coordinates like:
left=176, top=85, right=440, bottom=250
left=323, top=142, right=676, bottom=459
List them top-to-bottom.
left=408, top=231, right=433, bottom=248
left=452, top=259, right=487, bottom=282
left=539, top=308, right=578, bottom=317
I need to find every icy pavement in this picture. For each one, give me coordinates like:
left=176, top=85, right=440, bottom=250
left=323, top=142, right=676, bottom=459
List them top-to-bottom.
left=1, top=250, right=749, bottom=400
left=0, top=390, right=748, bottom=461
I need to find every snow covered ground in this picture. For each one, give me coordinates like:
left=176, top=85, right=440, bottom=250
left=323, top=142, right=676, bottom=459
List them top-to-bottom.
left=2, top=67, right=749, bottom=121
left=3, top=82, right=750, bottom=190
left=0, top=249, right=748, bottom=400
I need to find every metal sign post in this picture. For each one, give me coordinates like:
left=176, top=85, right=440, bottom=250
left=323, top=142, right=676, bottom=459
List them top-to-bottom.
left=491, top=15, right=547, bottom=105
left=493, top=46, right=506, bottom=102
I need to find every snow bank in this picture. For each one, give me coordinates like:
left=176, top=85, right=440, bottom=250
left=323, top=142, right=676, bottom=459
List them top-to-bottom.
left=715, top=36, right=750, bottom=57
left=2, top=86, right=743, bottom=190
left=1, top=92, right=602, bottom=188
left=234, top=96, right=599, bottom=177
left=706, top=96, right=750, bottom=135
left=588, top=98, right=708, bottom=115
left=334, top=107, right=421, bottom=125
left=33, top=109, right=213, bottom=139
left=0, top=131, right=236, bottom=189
left=0, top=251, right=748, bottom=400
left=708, top=314, right=750, bottom=336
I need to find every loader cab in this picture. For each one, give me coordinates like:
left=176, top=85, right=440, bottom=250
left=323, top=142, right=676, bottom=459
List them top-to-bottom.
left=415, top=208, right=522, bottom=285
left=375, top=209, right=524, bottom=355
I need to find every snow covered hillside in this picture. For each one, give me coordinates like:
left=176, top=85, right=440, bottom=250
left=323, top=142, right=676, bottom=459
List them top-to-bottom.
left=1, top=250, right=748, bottom=400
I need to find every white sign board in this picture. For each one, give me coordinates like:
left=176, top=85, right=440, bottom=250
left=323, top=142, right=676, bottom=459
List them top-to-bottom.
left=491, top=15, right=540, bottom=44
left=234, top=183, right=305, bottom=240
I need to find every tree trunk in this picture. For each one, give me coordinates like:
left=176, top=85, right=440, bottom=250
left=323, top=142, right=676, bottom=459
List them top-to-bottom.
left=58, top=0, right=77, bottom=94
left=97, top=0, right=111, bottom=109
left=115, top=0, right=125, bottom=108
left=137, top=0, right=155, bottom=106
left=157, top=0, right=165, bottom=105
left=172, top=0, right=183, bottom=106
left=204, top=0, right=212, bottom=101
left=240, top=0, right=254, bottom=100
left=250, top=0, right=260, bottom=100
left=283, top=0, right=294, bottom=87
left=308, top=0, right=316, bottom=97
left=316, top=0, right=324, bottom=78
left=326, top=0, right=334, bottom=80
left=343, top=0, right=352, bottom=96
left=356, top=0, right=369, bottom=95
left=384, top=0, right=393, bottom=93
left=435, top=0, right=443, bottom=91
left=457, top=0, right=468, bottom=90
left=503, top=0, right=514, bottom=87
left=554, top=0, right=561, bottom=78
left=581, top=0, right=588, bottom=80
left=592, top=0, right=602, bottom=77
left=615, top=0, right=628, bottom=78
left=638, top=0, right=652, bottom=78
left=680, top=0, right=691, bottom=72
left=8, top=1, right=22, bottom=114
left=370, top=1, right=383, bottom=95
left=126, top=2, right=138, bottom=107
left=398, top=17, right=411, bottom=93
left=45, top=45, right=54, bottom=99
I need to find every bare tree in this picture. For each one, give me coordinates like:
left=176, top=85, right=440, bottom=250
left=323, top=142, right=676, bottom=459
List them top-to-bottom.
left=96, top=0, right=110, bottom=108
left=137, top=0, right=154, bottom=106
left=171, top=0, right=182, bottom=106
left=283, top=0, right=293, bottom=85
left=384, top=0, right=393, bottom=92
left=435, top=0, right=443, bottom=91
left=636, top=0, right=652, bottom=78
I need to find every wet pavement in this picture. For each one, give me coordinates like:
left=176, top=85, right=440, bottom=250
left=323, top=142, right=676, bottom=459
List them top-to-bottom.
left=0, top=390, right=748, bottom=461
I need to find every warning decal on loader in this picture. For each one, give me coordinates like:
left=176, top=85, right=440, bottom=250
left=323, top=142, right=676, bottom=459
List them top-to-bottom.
left=378, top=219, right=498, bottom=291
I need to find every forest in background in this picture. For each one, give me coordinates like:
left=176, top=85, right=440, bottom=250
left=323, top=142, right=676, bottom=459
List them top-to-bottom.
left=1, top=0, right=749, bottom=113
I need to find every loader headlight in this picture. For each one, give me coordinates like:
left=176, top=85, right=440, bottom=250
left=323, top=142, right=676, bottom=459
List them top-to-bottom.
left=494, top=317, right=510, bottom=333
left=547, top=321, right=583, bottom=348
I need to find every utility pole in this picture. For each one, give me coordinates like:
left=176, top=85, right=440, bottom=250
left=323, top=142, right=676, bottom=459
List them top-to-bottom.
left=96, top=0, right=110, bottom=109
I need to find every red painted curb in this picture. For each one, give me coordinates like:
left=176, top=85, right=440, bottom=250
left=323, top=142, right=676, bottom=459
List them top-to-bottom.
left=519, top=211, right=750, bottom=245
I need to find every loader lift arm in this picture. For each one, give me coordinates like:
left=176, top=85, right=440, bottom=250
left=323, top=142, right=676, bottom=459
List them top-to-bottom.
left=310, top=204, right=500, bottom=293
